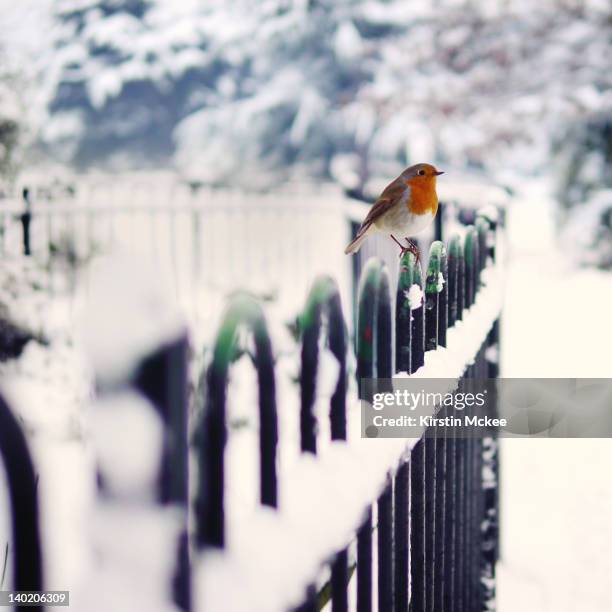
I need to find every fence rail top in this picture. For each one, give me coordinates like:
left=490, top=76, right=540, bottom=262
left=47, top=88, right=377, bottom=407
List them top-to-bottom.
left=0, top=182, right=347, bottom=212
left=0, top=197, right=347, bottom=217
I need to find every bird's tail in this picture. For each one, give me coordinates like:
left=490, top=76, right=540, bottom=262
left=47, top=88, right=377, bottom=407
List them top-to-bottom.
left=344, top=226, right=370, bottom=254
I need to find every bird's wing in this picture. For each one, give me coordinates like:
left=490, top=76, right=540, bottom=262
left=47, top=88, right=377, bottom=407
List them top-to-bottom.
left=356, top=179, right=405, bottom=234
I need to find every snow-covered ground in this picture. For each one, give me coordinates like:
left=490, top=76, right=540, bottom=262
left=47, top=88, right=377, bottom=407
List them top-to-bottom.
left=498, top=180, right=612, bottom=612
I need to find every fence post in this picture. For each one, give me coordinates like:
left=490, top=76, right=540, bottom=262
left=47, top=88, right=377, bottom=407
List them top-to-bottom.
left=21, top=187, right=32, bottom=256
left=434, top=201, right=444, bottom=242
left=476, top=218, right=489, bottom=282
left=350, top=219, right=362, bottom=340
left=459, top=225, right=480, bottom=610
left=464, top=227, right=479, bottom=308
left=444, top=236, right=461, bottom=611
left=447, top=236, right=461, bottom=328
left=457, top=236, right=466, bottom=322
left=410, top=240, right=444, bottom=610
left=422, top=242, right=443, bottom=610
left=425, top=242, right=444, bottom=352
left=438, top=244, right=448, bottom=347
left=435, top=246, right=449, bottom=611
left=394, top=251, right=425, bottom=372
left=395, top=251, right=413, bottom=374
left=393, top=253, right=414, bottom=612
left=410, top=257, right=425, bottom=373
left=355, top=258, right=392, bottom=612
left=356, top=259, right=392, bottom=390
left=356, top=261, right=379, bottom=390
left=374, top=266, right=392, bottom=612
left=376, top=271, right=392, bottom=380
left=298, top=276, right=348, bottom=611
left=299, top=276, right=347, bottom=454
left=195, top=293, right=277, bottom=549
left=482, top=319, right=501, bottom=608
left=133, top=334, right=190, bottom=610
left=134, top=337, right=189, bottom=505
left=0, top=394, right=43, bottom=609
left=443, top=408, right=456, bottom=612
left=425, top=432, right=438, bottom=612
left=410, top=439, right=426, bottom=611
left=394, top=459, right=410, bottom=612
left=378, top=474, right=393, bottom=612
left=356, top=509, right=373, bottom=612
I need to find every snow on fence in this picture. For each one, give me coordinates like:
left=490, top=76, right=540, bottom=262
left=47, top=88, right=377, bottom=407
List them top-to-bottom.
left=0, top=197, right=503, bottom=611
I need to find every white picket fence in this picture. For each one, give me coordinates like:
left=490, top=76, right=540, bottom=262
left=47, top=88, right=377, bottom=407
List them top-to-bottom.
left=0, top=182, right=354, bottom=328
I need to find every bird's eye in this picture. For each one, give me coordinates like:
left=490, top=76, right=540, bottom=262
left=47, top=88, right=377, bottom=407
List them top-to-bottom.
left=417, top=169, right=426, bottom=176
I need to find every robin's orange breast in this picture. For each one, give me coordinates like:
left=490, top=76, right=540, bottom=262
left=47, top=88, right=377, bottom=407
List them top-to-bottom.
left=405, top=180, right=439, bottom=216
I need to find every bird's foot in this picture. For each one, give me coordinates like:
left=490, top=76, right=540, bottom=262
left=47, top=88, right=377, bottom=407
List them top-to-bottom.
left=391, top=234, right=420, bottom=263
left=391, top=235, right=409, bottom=259
left=403, top=238, right=420, bottom=264
left=397, top=246, right=412, bottom=260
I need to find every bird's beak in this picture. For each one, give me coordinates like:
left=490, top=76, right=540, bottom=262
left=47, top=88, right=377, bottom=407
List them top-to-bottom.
left=434, top=170, right=445, bottom=176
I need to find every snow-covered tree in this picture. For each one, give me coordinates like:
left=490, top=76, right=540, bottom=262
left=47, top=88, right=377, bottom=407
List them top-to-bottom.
left=40, top=0, right=612, bottom=195
left=43, top=0, right=219, bottom=168
left=173, top=0, right=394, bottom=188
left=0, top=52, right=26, bottom=188
left=553, top=111, right=612, bottom=269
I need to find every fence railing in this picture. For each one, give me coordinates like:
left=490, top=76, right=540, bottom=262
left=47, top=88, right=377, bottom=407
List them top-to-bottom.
left=0, top=197, right=503, bottom=611
left=192, top=204, right=502, bottom=610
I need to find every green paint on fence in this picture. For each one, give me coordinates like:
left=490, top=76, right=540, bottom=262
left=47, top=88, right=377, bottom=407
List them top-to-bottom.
left=476, top=217, right=490, bottom=272
left=464, top=228, right=477, bottom=267
left=448, top=235, right=462, bottom=260
left=425, top=241, right=444, bottom=294
left=397, top=251, right=414, bottom=315
left=398, top=251, right=414, bottom=289
left=412, top=254, right=423, bottom=292
left=357, top=259, right=383, bottom=370
left=300, top=275, right=338, bottom=332
left=211, top=293, right=269, bottom=372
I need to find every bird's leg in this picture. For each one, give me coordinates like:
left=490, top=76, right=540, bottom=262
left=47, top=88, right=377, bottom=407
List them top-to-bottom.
left=390, top=234, right=412, bottom=259
left=390, top=234, right=405, bottom=250
left=404, top=237, right=420, bottom=264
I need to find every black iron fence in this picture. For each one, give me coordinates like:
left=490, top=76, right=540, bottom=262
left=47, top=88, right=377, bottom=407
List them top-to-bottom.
left=0, top=201, right=502, bottom=611
left=193, top=205, right=502, bottom=610
left=0, top=395, right=43, bottom=612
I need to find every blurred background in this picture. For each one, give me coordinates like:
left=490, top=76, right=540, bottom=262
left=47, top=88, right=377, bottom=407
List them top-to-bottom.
left=0, top=1, right=611, bottom=611
left=0, top=1, right=609, bottom=223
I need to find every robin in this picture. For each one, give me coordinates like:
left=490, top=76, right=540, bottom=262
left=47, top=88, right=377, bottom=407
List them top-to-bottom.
left=344, top=163, right=444, bottom=260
